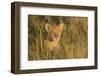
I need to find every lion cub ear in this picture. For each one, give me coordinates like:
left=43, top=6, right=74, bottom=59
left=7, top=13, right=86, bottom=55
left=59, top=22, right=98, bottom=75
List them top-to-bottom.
left=45, top=23, right=51, bottom=32
left=58, top=23, right=64, bottom=32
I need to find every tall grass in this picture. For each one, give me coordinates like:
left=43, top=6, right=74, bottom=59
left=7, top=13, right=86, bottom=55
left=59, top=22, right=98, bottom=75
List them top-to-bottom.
left=28, top=15, right=88, bottom=60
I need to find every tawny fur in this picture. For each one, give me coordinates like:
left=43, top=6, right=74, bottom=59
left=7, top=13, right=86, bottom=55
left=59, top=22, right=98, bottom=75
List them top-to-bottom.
left=44, top=23, right=64, bottom=51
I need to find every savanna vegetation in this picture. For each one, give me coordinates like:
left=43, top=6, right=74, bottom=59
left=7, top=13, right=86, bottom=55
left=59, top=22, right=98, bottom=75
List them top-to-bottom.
left=28, top=15, right=88, bottom=60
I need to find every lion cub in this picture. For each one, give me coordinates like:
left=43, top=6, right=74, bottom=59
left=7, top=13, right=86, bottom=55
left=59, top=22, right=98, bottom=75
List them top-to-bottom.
left=44, top=23, right=64, bottom=51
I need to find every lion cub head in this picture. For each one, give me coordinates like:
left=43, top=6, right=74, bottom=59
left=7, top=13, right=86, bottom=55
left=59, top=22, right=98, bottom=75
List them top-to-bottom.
left=44, top=23, right=64, bottom=51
